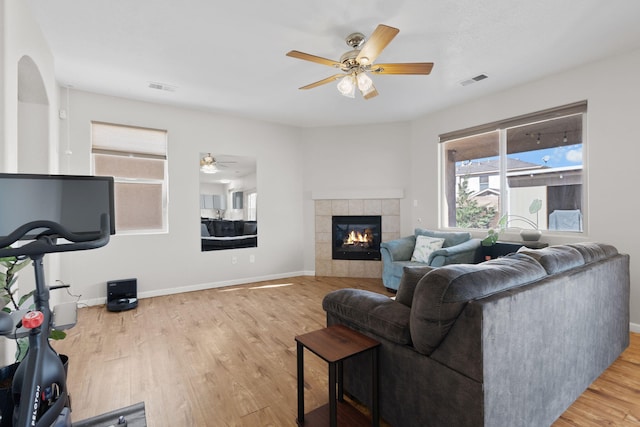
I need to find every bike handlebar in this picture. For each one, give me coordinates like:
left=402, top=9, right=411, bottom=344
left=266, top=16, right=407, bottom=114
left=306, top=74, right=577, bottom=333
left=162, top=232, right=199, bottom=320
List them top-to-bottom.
left=0, top=214, right=111, bottom=258
left=0, top=214, right=111, bottom=426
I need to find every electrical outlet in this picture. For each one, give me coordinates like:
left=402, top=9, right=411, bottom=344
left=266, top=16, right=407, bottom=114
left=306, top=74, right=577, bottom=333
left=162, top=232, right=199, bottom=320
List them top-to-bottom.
left=232, top=256, right=238, bottom=265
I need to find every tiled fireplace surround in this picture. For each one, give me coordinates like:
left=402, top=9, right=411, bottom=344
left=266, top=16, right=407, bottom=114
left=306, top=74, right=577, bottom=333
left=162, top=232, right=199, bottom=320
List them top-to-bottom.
left=314, top=198, right=401, bottom=278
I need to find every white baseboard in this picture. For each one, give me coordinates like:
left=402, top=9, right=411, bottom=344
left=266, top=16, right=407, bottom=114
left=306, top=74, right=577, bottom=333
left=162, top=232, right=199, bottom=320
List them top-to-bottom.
left=79, top=270, right=315, bottom=307
left=78, top=277, right=640, bottom=336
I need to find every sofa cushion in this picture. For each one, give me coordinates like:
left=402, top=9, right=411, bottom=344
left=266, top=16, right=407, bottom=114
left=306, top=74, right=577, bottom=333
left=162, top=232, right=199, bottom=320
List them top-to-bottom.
left=212, top=220, right=236, bottom=237
left=243, top=221, right=257, bottom=235
left=414, top=229, right=470, bottom=248
left=411, top=235, right=445, bottom=263
left=567, top=242, right=618, bottom=263
left=517, top=245, right=584, bottom=274
left=410, top=253, right=547, bottom=355
left=396, top=265, right=434, bottom=307
left=322, top=289, right=412, bottom=345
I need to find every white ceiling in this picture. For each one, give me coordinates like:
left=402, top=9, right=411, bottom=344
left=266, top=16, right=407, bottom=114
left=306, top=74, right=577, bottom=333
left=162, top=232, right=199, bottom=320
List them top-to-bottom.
left=26, top=0, right=640, bottom=128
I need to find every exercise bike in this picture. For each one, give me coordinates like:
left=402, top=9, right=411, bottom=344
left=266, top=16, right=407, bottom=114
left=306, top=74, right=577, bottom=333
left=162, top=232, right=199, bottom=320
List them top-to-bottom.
left=0, top=215, right=110, bottom=427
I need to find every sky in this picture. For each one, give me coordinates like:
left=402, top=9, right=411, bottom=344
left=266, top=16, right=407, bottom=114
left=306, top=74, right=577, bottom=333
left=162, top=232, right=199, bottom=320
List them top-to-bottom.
left=508, top=144, right=583, bottom=168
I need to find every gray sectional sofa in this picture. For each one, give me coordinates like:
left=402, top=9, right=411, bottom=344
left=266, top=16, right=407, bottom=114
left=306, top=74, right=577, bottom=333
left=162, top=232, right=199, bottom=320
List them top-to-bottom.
left=323, top=243, right=630, bottom=427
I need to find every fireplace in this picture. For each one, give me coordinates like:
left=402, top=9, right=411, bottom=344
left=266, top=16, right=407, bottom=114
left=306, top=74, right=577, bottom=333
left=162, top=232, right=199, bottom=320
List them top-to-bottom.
left=332, top=215, right=382, bottom=261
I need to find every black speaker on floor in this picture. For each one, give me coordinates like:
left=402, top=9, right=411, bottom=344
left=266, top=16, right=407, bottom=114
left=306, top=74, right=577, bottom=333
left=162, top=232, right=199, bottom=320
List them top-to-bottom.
left=107, top=278, right=138, bottom=312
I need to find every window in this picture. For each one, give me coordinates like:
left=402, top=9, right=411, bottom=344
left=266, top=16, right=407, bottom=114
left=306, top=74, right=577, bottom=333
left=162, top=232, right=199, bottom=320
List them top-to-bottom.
left=440, top=102, right=586, bottom=232
left=91, top=122, right=168, bottom=233
left=479, top=175, right=489, bottom=191
left=246, top=191, right=257, bottom=221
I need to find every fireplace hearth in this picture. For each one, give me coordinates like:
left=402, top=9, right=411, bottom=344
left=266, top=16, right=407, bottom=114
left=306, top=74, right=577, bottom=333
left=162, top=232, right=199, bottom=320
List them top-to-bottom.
left=332, top=215, right=381, bottom=261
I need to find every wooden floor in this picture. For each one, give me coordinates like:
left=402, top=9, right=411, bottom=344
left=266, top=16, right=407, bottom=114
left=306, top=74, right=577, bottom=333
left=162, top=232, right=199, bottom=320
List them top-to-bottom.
left=52, top=276, right=640, bottom=426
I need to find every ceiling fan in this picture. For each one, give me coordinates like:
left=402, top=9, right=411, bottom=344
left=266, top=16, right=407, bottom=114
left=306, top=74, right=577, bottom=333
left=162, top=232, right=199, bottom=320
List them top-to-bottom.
left=286, top=24, right=433, bottom=100
left=200, top=153, right=236, bottom=174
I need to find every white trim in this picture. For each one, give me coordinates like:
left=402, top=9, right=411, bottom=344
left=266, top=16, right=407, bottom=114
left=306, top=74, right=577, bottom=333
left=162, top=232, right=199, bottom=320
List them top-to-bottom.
left=312, top=188, right=404, bottom=200
left=79, top=270, right=315, bottom=307
left=79, top=276, right=639, bottom=337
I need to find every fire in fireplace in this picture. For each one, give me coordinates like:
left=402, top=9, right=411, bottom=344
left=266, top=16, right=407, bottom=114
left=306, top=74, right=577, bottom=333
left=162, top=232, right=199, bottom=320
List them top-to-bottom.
left=332, top=215, right=382, bottom=261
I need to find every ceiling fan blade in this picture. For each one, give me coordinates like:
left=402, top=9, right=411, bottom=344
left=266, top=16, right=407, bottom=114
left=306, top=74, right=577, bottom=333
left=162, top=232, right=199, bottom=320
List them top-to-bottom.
left=356, top=24, right=399, bottom=65
left=286, top=50, right=341, bottom=68
left=371, top=63, right=434, bottom=75
left=299, top=74, right=345, bottom=90
left=217, top=160, right=238, bottom=164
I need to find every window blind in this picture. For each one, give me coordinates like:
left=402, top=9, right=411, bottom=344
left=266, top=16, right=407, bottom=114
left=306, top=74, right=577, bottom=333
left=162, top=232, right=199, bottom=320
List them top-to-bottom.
left=91, top=121, right=167, bottom=158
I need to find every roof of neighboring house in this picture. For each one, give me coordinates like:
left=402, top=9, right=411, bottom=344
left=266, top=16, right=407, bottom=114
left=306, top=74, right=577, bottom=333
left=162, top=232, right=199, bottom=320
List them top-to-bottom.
left=471, top=188, right=500, bottom=198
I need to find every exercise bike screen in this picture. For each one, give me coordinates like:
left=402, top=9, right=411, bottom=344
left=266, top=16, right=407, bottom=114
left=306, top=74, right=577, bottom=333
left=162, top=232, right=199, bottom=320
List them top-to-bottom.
left=0, top=173, right=115, bottom=240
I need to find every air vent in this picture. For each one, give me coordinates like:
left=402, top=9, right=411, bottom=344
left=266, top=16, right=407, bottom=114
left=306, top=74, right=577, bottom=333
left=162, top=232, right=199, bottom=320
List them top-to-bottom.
left=460, top=73, right=489, bottom=86
left=148, top=81, right=177, bottom=92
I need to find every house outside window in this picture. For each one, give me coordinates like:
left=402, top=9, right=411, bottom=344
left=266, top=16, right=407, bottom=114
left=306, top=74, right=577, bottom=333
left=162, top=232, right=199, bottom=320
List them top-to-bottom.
left=440, top=101, right=586, bottom=233
left=91, top=122, right=168, bottom=234
left=479, top=175, right=489, bottom=191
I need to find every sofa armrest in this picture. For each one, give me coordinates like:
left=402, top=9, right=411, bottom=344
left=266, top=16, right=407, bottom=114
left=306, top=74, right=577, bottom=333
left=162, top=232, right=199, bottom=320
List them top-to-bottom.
left=380, top=236, right=416, bottom=262
left=428, top=238, right=482, bottom=266
left=322, top=289, right=411, bottom=345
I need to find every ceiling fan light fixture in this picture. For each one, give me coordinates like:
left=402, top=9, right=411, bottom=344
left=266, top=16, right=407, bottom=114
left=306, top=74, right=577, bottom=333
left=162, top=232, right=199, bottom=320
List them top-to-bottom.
left=356, top=72, right=373, bottom=91
left=337, top=75, right=356, bottom=98
left=361, top=84, right=377, bottom=97
left=200, top=153, right=219, bottom=173
left=200, top=164, right=218, bottom=174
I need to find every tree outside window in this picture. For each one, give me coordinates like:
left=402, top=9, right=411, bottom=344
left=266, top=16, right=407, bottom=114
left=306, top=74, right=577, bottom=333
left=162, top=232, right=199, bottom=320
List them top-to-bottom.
left=440, top=103, right=586, bottom=232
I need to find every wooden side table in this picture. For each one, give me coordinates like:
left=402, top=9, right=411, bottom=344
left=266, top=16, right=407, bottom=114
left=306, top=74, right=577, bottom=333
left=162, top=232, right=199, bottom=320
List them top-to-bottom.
left=295, top=324, right=380, bottom=427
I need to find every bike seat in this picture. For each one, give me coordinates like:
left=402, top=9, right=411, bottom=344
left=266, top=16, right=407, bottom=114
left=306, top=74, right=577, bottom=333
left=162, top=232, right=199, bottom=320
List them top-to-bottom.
left=0, top=311, right=14, bottom=336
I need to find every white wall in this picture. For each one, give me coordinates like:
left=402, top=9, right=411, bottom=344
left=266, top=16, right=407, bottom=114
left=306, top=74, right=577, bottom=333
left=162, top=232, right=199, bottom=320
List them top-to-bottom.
left=1, top=0, right=60, bottom=364
left=2, top=0, right=58, bottom=173
left=409, top=48, right=640, bottom=327
left=58, top=90, right=305, bottom=303
left=18, top=101, right=48, bottom=172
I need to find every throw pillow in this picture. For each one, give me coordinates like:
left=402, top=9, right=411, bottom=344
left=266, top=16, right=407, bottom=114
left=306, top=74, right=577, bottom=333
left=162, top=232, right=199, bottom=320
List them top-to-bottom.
left=414, top=228, right=470, bottom=248
left=411, top=235, right=445, bottom=263
left=396, top=265, right=434, bottom=307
